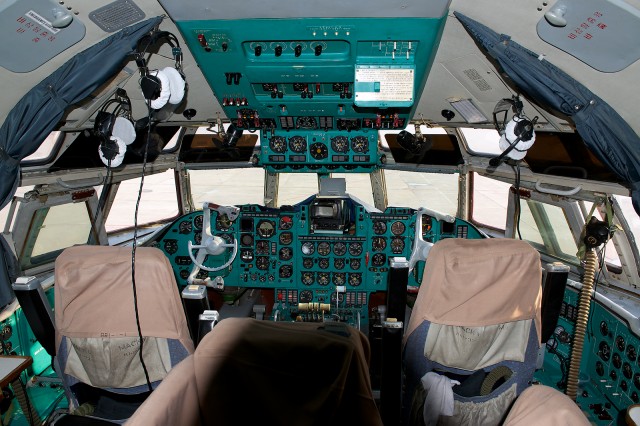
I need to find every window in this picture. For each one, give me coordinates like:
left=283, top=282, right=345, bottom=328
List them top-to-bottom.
left=459, top=128, right=501, bottom=156
left=21, top=132, right=63, bottom=164
left=189, top=168, right=265, bottom=208
left=105, top=170, right=179, bottom=232
left=385, top=170, right=458, bottom=215
left=275, top=173, right=319, bottom=206
left=471, top=173, right=510, bottom=231
left=0, top=186, right=34, bottom=231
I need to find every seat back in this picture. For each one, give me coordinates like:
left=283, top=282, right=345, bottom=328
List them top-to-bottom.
left=403, top=238, right=542, bottom=426
left=54, top=246, right=194, bottom=413
left=126, top=317, right=383, bottom=426
left=503, top=385, right=589, bottom=425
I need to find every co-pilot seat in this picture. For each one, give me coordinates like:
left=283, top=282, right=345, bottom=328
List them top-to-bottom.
left=403, top=238, right=542, bottom=425
left=54, top=245, right=194, bottom=422
left=126, top=317, right=383, bottom=426
left=503, top=385, right=589, bottom=425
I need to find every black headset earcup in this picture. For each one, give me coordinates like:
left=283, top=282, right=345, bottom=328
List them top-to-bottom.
left=140, top=74, right=162, bottom=100
left=95, top=110, right=117, bottom=136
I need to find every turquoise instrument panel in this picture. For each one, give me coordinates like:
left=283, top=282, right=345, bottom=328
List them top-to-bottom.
left=175, top=15, right=447, bottom=172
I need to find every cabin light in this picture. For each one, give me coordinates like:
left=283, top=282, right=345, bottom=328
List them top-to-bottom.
left=544, top=3, right=568, bottom=27
left=447, top=98, right=487, bottom=123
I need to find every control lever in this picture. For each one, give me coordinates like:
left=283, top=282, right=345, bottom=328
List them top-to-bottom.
left=408, top=207, right=455, bottom=273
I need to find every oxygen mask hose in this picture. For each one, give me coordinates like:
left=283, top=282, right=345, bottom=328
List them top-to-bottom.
left=566, top=216, right=609, bottom=401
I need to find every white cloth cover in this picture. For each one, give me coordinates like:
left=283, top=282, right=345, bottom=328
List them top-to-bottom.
left=148, top=67, right=185, bottom=109
left=112, top=116, right=136, bottom=145
left=98, top=136, right=126, bottom=167
left=421, top=372, right=460, bottom=426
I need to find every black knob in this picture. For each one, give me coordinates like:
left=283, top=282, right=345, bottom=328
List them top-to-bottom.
left=221, top=42, right=228, bottom=52
left=295, top=44, right=302, bottom=57
left=254, top=45, right=262, bottom=56
left=275, top=45, right=282, bottom=57
left=314, top=45, right=322, bottom=56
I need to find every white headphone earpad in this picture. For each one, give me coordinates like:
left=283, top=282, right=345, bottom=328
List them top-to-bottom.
left=162, top=67, right=186, bottom=105
left=149, top=70, right=171, bottom=109
left=112, top=116, right=136, bottom=145
left=98, top=136, right=126, bottom=167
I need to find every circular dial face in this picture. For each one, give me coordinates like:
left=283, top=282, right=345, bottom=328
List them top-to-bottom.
left=296, top=116, right=317, bottom=129
left=269, top=136, right=287, bottom=153
left=289, top=136, right=307, bottom=153
left=331, top=136, right=349, bottom=153
left=351, top=136, right=368, bottom=153
left=310, top=142, right=328, bottom=160
left=216, top=214, right=232, bottom=230
left=194, top=215, right=203, bottom=230
left=279, top=216, right=293, bottom=230
left=178, top=220, right=192, bottom=234
left=257, top=220, right=276, bottom=238
left=372, top=220, right=387, bottom=235
left=391, top=221, right=406, bottom=235
left=194, top=232, right=202, bottom=245
left=279, top=232, right=293, bottom=245
left=218, top=233, right=232, bottom=244
left=241, top=233, right=254, bottom=246
left=372, top=237, right=387, bottom=251
left=390, top=237, right=405, bottom=254
left=163, top=239, right=178, bottom=254
left=256, top=240, right=270, bottom=255
left=301, top=242, right=315, bottom=255
left=317, top=242, right=331, bottom=256
left=333, top=242, right=347, bottom=256
left=348, top=242, right=363, bottom=256
left=279, top=247, right=293, bottom=261
left=240, top=249, right=254, bottom=262
left=372, top=253, right=386, bottom=267
left=256, top=256, right=269, bottom=270
left=303, top=258, right=314, bottom=269
left=318, top=258, right=330, bottom=269
left=334, top=258, right=345, bottom=270
left=350, top=258, right=361, bottom=270
left=279, top=265, right=293, bottom=278
left=196, top=269, right=208, bottom=279
left=179, top=270, right=190, bottom=279
left=302, top=272, right=315, bottom=285
left=317, top=272, right=330, bottom=286
left=333, top=272, right=346, bottom=286
left=348, top=273, right=362, bottom=286
left=299, top=290, right=313, bottom=303
left=330, top=292, right=344, bottom=304
left=600, top=321, right=609, bottom=336
left=617, top=335, right=626, bottom=352
left=599, top=341, right=611, bottom=361
left=628, top=344, right=637, bottom=361
left=613, top=353, right=622, bottom=369
left=624, top=362, right=633, bottom=379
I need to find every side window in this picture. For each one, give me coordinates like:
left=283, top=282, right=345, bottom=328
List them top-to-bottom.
left=105, top=170, right=179, bottom=233
left=471, top=173, right=510, bottom=232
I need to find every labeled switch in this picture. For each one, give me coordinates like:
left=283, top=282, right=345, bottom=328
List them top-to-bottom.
left=294, top=44, right=302, bottom=57
left=254, top=45, right=262, bottom=57
left=274, top=45, right=282, bottom=57
left=314, top=45, right=322, bottom=56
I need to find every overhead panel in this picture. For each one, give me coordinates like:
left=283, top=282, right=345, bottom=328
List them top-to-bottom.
left=164, top=0, right=449, bottom=173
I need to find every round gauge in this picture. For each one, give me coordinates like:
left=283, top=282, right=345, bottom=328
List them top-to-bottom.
left=296, top=116, right=317, bottom=129
left=269, top=136, right=287, bottom=153
left=289, top=136, right=307, bottom=153
left=331, top=136, right=349, bottom=153
left=351, top=136, right=368, bottom=153
left=310, top=142, right=328, bottom=160
left=216, top=214, right=231, bottom=230
left=194, top=215, right=203, bottom=230
left=279, top=216, right=293, bottom=230
left=178, top=220, right=192, bottom=234
left=257, top=220, right=276, bottom=238
left=372, top=220, right=387, bottom=235
left=391, top=221, right=406, bottom=235
left=194, top=232, right=202, bottom=245
left=279, top=232, right=293, bottom=245
left=218, top=233, right=233, bottom=243
left=241, top=234, right=254, bottom=246
left=372, top=237, right=387, bottom=251
left=391, top=237, right=405, bottom=254
left=163, top=239, right=178, bottom=254
left=256, top=240, right=270, bottom=254
left=301, top=242, right=315, bottom=255
left=317, top=242, right=331, bottom=256
left=333, top=242, right=347, bottom=256
left=349, top=242, right=363, bottom=256
left=279, top=247, right=293, bottom=261
left=240, top=249, right=254, bottom=262
left=372, top=253, right=386, bottom=267
left=256, top=256, right=270, bottom=270
left=303, top=257, right=314, bottom=269
left=318, top=258, right=330, bottom=269
left=334, top=258, right=345, bottom=270
left=350, top=258, right=361, bottom=270
left=279, top=265, right=293, bottom=278
left=196, top=269, right=208, bottom=279
left=179, top=270, right=190, bottom=279
left=302, top=272, right=315, bottom=285
left=317, top=272, right=330, bottom=286
left=333, top=272, right=346, bottom=286
left=348, top=273, right=362, bottom=287
left=299, top=290, right=313, bottom=303
left=330, top=292, right=344, bottom=304
left=600, top=321, right=609, bottom=336
left=617, top=335, right=626, bottom=352
left=599, top=341, right=611, bottom=361
left=628, top=345, right=637, bottom=361
left=613, top=353, right=622, bottom=369
left=596, top=361, right=605, bottom=377
left=624, top=362, right=633, bottom=379
left=635, top=373, right=640, bottom=388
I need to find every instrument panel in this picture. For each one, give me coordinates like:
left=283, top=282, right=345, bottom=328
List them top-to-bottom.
left=155, top=197, right=483, bottom=330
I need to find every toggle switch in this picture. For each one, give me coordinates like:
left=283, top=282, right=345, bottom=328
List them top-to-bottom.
left=295, top=44, right=302, bottom=57
left=254, top=45, right=262, bottom=56
left=274, top=45, right=283, bottom=57
left=314, top=45, right=322, bottom=56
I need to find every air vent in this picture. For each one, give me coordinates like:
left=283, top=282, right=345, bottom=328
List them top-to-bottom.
left=89, top=0, right=145, bottom=32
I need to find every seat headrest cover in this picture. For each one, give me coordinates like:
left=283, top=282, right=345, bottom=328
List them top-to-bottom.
left=405, top=238, right=542, bottom=344
left=54, top=245, right=194, bottom=354
left=503, top=385, right=590, bottom=425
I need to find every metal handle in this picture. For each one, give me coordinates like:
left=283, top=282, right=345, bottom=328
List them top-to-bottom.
left=56, top=173, right=105, bottom=189
left=535, top=180, right=582, bottom=196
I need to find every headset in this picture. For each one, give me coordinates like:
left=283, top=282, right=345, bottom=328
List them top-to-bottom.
left=135, top=30, right=186, bottom=110
left=490, top=95, right=538, bottom=167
